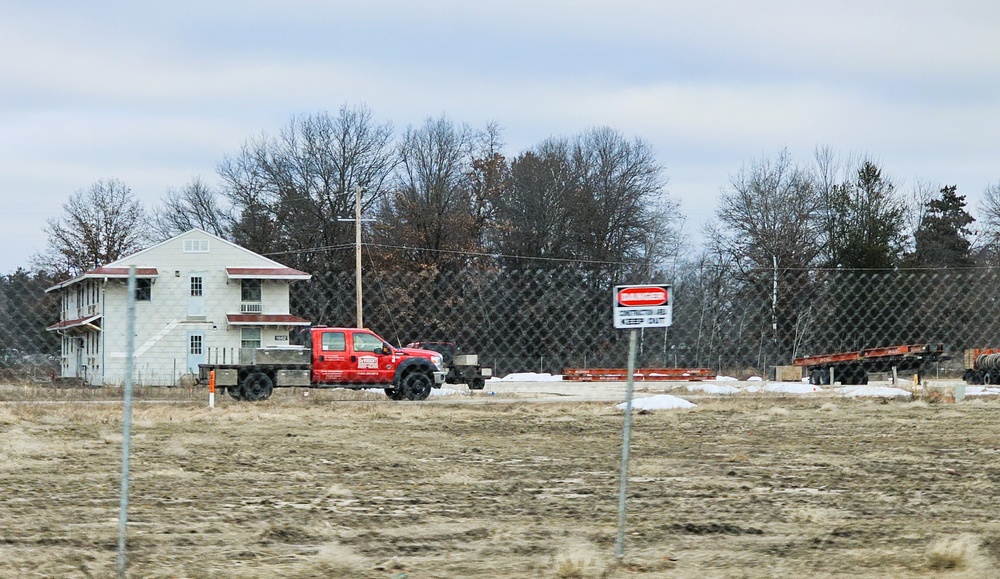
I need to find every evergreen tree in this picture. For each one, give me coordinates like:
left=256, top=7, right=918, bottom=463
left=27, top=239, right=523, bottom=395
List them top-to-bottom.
left=824, top=161, right=907, bottom=269
left=909, top=185, right=975, bottom=267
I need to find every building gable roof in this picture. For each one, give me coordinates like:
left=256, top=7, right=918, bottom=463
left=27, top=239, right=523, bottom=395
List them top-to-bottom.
left=46, top=229, right=311, bottom=291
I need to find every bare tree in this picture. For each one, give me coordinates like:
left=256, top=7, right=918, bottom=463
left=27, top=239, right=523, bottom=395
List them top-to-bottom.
left=219, top=105, right=395, bottom=272
left=372, top=115, right=484, bottom=271
left=572, top=127, right=676, bottom=280
left=494, top=128, right=679, bottom=281
left=494, top=139, right=580, bottom=268
left=710, top=148, right=822, bottom=273
left=709, top=149, right=821, bottom=362
left=152, top=176, right=233, bottom=240
left=34, top=179, right=148, bottom=278
left=975, top=181, right=1000, bottom=263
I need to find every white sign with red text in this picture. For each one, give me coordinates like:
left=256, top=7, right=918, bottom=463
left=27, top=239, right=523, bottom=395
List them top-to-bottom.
left=613, top=284, right=672, bottom=329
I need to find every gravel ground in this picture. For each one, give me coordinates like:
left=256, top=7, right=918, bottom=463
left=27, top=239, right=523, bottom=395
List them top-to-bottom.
left=1, top=383, right=999, bottom=577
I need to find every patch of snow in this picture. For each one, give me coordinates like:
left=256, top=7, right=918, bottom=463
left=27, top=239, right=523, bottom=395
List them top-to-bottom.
left=489, top=372, right=563, bottom=382
left=710, top=375, right=739, bottom=382
left=747, top=376, right=763, bottom=381
left=744, top=382, right=822, bottom=394
left=768, top=382, right=823, bottom=394
left=685, top=383, right=739, bottom=394
left=838, top=386, right=913, bottom=398
left=961, top=386, right=1000, bottom=396
left=430, top=388, right=460, bottom=397
left=617, top=394, right=696, bottom=411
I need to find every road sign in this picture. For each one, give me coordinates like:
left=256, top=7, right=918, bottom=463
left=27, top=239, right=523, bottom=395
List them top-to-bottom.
left=613, top=284, right=671, bottom=329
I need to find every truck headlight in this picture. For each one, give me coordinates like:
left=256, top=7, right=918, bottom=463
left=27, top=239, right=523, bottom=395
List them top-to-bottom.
left=431, top=355, right=444, bottom=371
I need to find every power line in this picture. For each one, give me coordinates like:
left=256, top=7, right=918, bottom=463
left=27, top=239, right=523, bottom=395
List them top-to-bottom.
left=265, top=241, right=650, bottom=267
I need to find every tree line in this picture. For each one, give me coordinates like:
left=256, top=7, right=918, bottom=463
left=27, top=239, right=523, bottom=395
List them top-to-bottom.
left=19, top=105, right=1000, bottom=373
left=34, top=105, right=682, bottom=283
left=35, top=106, right=1000, bottom=284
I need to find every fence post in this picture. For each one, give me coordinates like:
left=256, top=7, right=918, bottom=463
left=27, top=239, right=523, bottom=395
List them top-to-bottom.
left=117, top=266, right=137, bottom=578
left=615, top=329, right=639, bottom=560
left=209, top=370, right=216, bottom=409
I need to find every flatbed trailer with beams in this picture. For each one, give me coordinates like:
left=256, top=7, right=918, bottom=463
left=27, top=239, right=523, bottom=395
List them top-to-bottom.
left=793, top=343, right=946, bottom=386
left=562, top=368, right=716, bottom=382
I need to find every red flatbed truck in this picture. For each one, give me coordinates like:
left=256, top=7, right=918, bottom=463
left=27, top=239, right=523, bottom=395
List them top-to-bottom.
left=199, top=326, right=446, bottom=401
left=793, top=343, right=946, bottom=386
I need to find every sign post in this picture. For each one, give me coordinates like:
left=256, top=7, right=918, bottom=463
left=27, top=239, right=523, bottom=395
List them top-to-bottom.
left=613, top=284, right=671, bottom=560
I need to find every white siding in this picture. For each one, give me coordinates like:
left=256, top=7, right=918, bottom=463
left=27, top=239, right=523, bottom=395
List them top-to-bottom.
left=56, top=230, right=306, bottom=386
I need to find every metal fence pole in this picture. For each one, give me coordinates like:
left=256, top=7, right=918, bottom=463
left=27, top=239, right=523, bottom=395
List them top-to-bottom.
left=117, top=266, right=137, bottom=578
left=615, top=329, right=639, bottom=559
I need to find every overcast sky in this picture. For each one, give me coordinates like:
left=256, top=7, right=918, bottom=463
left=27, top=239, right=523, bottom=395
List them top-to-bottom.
left=2, top=1, right=999, bottom=274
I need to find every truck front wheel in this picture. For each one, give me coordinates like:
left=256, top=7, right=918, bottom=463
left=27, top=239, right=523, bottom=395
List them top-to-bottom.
left=241, top=372, right=274, bottom=401
left=401, top=372, right=432, bottom=401
left=384, top=387, right=404, bottom=400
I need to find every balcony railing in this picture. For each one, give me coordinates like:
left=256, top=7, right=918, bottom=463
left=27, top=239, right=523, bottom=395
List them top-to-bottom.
left=241, top=302, right=263, bottom=314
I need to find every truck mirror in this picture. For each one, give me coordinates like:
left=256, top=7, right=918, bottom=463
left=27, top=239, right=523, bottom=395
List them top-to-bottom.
left=381, top=342, right=392, bottom=355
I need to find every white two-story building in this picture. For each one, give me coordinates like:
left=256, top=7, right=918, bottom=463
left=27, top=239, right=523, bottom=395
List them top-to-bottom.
left=46, top=229, right=311, bottom=385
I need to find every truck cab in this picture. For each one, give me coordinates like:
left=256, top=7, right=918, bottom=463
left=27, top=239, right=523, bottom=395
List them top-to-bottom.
left=311, top=327, right=446, bottom=399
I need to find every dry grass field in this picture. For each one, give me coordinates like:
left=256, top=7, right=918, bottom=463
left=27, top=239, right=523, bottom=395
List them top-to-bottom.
left=2, top=385, right=1000, bottom=578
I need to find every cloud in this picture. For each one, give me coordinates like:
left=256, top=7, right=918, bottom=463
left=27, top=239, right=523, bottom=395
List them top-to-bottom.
left=2, top=1, right=1000, bottom=273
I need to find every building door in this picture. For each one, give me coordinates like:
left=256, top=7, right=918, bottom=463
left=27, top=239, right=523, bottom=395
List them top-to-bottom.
left=187, top=274, right=205, bottom=318
left=186, top=331, right=205, bottom=374
left=72, top=338, right=83, bottom=378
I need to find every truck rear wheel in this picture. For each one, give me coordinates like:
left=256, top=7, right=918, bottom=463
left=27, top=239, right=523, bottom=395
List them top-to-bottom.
left=811, top=369, right=830, bottom=385
left=401, top=371, right=432, bottom=401
left=241, top=372, right=273, bottom=401
left=469, top=377, right=485, bottom=390
left=384, top=387, right=404, bottom=400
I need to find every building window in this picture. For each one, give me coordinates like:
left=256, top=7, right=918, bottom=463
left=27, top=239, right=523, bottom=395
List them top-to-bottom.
left=183, top=239, right=210, bottom=253
left=190, top=276, right=203, bottom=297
left=135, top=278, right=151, bottom=301
left=241, top=279, right=262, bottom=313
left=241, top=279, right=261, bottom=301
left=241, top=327, right=261, bottom=350
left=189, top=334, right=203, bottom=355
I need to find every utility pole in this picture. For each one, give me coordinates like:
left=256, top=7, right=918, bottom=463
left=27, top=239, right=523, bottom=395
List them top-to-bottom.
left=354, top=184, right=363, bottom=328
left=338, top=185, right=373, bottom=329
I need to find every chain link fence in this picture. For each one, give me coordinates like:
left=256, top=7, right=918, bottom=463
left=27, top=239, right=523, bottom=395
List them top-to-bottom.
left=7, top=267, right=1000, bottom=384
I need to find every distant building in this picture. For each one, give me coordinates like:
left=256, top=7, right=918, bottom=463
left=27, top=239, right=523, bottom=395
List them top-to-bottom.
left=46, top=229, right=311, bottom=385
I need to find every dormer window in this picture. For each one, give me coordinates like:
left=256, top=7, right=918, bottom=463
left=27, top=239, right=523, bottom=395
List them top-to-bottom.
left=183, top=239, right=210, bottom=253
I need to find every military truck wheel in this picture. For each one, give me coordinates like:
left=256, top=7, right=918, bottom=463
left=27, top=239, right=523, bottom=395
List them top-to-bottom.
left=401, top=371, right=432, bottom=401
left=241, top=372, right=273, bottom=401
left=469, top=377, right=486, bottom=390
left=228, top=387, right=243, bottom=401
left=384, top=387, right=404, bottom=400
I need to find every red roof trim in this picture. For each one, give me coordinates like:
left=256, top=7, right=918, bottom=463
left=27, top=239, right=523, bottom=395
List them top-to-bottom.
left=46, top=267, right=159, bottom=292
left=86, top=267, right=159, bottom=277
left=226, top=267, right=311, bottom=280
left=46, top=314, right=102, bottom=332
left=226, top=314, right=311, bottom=326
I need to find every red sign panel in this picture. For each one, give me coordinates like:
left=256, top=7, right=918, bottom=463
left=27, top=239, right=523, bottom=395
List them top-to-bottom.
left=613, top=284, right=672, bottom=329
left=616, top=286, right=669, bottom=307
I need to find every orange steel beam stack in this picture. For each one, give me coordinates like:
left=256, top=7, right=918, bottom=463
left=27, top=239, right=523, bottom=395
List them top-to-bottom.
left=792, top=343, right=942, bottom=367
left=563, top=368, right=716, bottom=382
